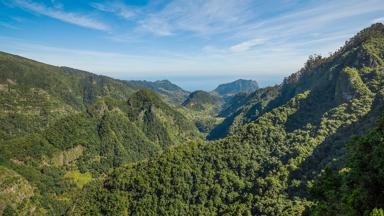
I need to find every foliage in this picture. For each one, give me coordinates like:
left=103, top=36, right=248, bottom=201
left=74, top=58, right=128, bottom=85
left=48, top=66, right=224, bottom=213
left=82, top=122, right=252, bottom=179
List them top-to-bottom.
left=1, top=23, right=384, bottom=215
left=71, top=23, right=384, bottom=215
left=0, top=53, right=200, bottom=215
left=125, top=79, right=190, bottom=105
left=212, top=79, right=259, bottom=100
left=208, top=85, right=280, bottom=140
left=182, top=90, right=223, bottom=111
left=310, top=115, right=384, bottom=215
left=0, top=166, right=34, bottom=215
left=64, top=171, right=92, bottom=188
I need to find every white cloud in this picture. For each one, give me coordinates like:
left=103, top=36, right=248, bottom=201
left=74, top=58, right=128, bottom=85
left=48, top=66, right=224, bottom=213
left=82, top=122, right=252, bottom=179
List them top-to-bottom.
left=2, top=0, right=384, bottom=86
left=13, top=0, right=108, bottom=31
left=134, top=0, right=384, bottom=54
left=138, top=0, right=255, bottom=36
left=230, top=0, right=384, bottom=41
left=92, top=2, right=136, bottom=20
left=373, top=17, right=384, bottom=24
left=138, top=18, right=173, bottom=36
left=0, top=21, right=19, bottom=30
left=0, top=37, right=298, bottom=78
left=230, top=38, right=266, bottom=52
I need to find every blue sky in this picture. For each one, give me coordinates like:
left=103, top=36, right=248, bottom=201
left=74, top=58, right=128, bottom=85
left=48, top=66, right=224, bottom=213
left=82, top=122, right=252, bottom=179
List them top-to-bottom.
left=0, top=0, right=383, bottom=90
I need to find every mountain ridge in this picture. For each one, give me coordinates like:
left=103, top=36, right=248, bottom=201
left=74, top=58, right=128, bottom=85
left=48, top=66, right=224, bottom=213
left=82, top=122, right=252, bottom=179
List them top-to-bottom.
left=0, top=23, right=383, bottom=215
left=71, top=23, right=384, bottom=215
left=0, top=51, right=201, bottom=215
left=125, top=79, right=190, bottom=105
left=212, top=79, right=259, bottom=99
left=182, top=90, right=223, bottom=111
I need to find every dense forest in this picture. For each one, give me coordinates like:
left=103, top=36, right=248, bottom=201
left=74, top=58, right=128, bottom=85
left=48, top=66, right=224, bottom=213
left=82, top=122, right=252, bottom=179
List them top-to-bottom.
left=0, top=23, right=383, bottom=215
left=71, top=23, right=384, bottom=215
left=0, top=53, right=201, bottom=215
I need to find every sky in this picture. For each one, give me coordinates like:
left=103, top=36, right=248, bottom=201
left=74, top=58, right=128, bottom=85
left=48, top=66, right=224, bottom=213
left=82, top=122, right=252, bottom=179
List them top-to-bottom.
left=0, top=0, right=384, bottom=91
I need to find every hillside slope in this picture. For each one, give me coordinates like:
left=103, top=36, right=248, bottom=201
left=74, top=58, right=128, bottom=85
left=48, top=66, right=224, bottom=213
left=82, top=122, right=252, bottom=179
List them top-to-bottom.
left=72, top=23, right=384, bottom=215
left=209, top=23, right=384, bottom=140
left=0, top=52, right=200, bottom=215
left=0, top=52, right=138, bottom=141
left=212, top=79, right=259, bottom=100
left=125, top=80, right=190, bottom=104
left=208, top=85, right=280, bottom=139
left=180, top=90, right=224, bottom=134
left=182, top=90, right=223, bottom=111
left=310, top=115, right=384, bottom=215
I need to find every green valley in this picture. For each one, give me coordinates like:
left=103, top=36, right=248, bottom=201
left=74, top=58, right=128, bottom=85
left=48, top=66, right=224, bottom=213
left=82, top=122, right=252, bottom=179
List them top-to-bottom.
left=0, top=19, right=383, bottom=216
left=69, top=23, right=384, bottom=215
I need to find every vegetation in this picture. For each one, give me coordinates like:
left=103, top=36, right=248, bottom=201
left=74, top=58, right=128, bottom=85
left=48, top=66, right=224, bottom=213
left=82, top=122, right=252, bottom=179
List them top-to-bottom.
left=1, top=23, right=384, bottom=215
left=70, top=23, right=384, bottom=215
left=0, top=53, right=200, bottom=215
left=212, top=79, right=259, bottom=100
left=125, top=80, right=190, bottom=105
left=208, top=85, right=280, bottom=140
left=182, top=90, right=223, bottom=111
left=310, top=115, right=384, bottom=215
left=0, top=166, right=34, bottom=215
left=64, top=171, right=92, bottom=188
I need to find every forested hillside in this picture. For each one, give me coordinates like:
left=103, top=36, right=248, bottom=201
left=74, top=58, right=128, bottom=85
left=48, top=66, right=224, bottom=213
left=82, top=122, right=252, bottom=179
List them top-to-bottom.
left=1, top=23, right=383, bottom=216
left=71, top=23, right=384, bottom=215
left=209, top=23, right=384, bottom=140
left=0, top=52, right=137, bottom=142
left=0, top=53, right=200, bottom=215
left=212, top=79, right=259, bottom=100
left=125, top=80, right=190, bottom=105
left=208, top=85, right=280, bottom=140
left=178, top=90, right=224, bottom=134
left=182, top=90, right=223, bottom=111
left=310, top=115, right=384, bottom=215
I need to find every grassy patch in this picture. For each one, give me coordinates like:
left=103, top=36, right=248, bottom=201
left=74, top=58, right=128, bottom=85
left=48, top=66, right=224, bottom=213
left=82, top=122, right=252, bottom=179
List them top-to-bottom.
left=64, top=171, right=92, bottom=188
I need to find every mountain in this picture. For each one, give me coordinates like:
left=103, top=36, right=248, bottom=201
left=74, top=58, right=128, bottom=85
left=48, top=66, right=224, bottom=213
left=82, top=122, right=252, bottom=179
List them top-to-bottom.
left=71, top=23, right=384, bottom=215
left=209, top=23, right=384, bottom=140
left=0, top=52, right=200, bottom=215
left=0, top=52, right=138, bottom=142
left=212, top=79, right=259, bottom=99
left=125, top=80, right=189, bottom=104
left=181, top=80, right=259, bottom=135
left=208, top=85, right=280, bottom=139
left=125, top=89, right=200, bottom=148
left=179, top=90, right=224, bottom=134
left=182, top=90, right=223, bottom=111
left=310, top=116, right=384, bottom=215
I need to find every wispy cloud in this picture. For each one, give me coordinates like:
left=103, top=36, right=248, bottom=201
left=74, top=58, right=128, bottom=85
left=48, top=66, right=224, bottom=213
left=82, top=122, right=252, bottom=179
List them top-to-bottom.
left=1, top=0, right=384, bottom=89
left=13, top=0, right=108, bottom=30
left=134, top=0, right=384, bottom=55
left=138, top=0, right=255, bottom=36
left=220, top=0, right=384, bottom=53
left=230, top=0, right=384, bottom=40
left=91, top=1, right=136, bottom=20
left=373, top=17, right=384, bottom=24
left=139, top=18, right=173, bottom=36
left=0, top=21, right=19, bottom=30
left=0, top=35, right=310, bottom=80
left=230, top=38, right=266, bottom=52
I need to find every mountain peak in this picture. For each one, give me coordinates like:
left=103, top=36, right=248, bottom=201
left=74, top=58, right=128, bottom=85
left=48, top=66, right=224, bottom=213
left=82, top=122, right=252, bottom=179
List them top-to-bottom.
left=343, top=22, right=384, bottom=48
left=366, top=22, right=384, bottom=31
left=125, top=79, right=189, bottom=104
left=154, top=79, right=172, bottom=84
left=212, top=79, right=259, bottom=99
left=128, top=89, right=161, bottom=106
left=182, top=90, right=222, bottom=111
